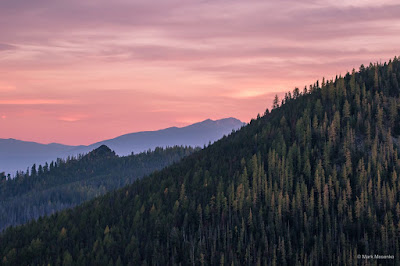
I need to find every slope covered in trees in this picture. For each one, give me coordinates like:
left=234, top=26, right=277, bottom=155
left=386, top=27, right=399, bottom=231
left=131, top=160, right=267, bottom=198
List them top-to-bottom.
left=1, top=57, right=400, bottom=265
left=0, top=145, right=196, bottom=232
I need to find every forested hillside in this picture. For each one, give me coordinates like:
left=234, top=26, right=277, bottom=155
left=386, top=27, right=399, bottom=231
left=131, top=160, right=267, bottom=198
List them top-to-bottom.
left=1, top=57, right=400, bottom=265
left=0, top=145, right=196, bottom=232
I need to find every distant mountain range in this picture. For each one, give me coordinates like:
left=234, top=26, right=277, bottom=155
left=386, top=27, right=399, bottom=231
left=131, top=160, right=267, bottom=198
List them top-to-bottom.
left=0, top=117, right=244, bottom=175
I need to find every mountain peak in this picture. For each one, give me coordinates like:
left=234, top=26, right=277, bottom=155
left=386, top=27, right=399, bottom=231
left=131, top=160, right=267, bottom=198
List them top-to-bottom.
left=193, top=117, right=244, bottom=127
left=216, top=117, right=244, bottom=125
left=86, top=145, right=116, bottom=159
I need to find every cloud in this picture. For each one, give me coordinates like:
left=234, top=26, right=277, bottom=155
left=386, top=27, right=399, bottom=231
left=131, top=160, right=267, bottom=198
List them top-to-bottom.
left=0, top=0, right=399, bottom=144
left=1, top=1, right=398, bottom=69
left=0, top=43, right=16, bottom=51
left=227, top=89, right=272, bottom=99
left=0, top=99, right=68, bottom=105
left=58, top=116, right=81, bottom=122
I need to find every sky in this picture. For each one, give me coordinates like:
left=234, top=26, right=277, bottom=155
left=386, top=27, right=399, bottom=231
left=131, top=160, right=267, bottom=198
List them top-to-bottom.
left=0, top=0, right=399, bottom=145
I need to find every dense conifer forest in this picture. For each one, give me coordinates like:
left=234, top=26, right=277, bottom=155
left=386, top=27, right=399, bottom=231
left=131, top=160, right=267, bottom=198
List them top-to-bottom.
left=1, top=57, right=400, bottom=265
left=0, top=145, right=196, bottom=232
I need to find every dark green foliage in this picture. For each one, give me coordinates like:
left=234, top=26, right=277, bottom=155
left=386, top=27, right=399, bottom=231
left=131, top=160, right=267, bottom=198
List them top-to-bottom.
left=1, top=57, right=400, bottom=265
left=0, top=145, right=196, bottom=232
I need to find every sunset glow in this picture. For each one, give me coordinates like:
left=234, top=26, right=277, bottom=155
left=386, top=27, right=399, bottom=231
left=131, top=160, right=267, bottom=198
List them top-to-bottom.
left=0, top=0, right=399, bottom=145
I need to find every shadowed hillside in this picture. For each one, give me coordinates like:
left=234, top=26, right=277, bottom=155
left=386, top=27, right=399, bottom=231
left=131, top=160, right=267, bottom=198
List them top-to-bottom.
left=0, top=145, right=196, bottom=232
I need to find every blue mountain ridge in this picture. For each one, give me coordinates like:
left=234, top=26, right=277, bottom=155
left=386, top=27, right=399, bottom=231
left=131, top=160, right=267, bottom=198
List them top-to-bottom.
left=0, top=118, right=244, bottom=176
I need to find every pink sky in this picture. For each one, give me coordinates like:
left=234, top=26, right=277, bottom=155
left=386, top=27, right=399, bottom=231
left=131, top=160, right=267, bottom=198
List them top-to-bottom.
left=0, top=0, right=399, bottom=145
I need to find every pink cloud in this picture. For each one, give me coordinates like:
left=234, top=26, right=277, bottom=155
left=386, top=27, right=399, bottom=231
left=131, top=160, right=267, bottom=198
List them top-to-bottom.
left=0, top=99, right=68, bottom=105
left=58, top=115, right=86, bottom=122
